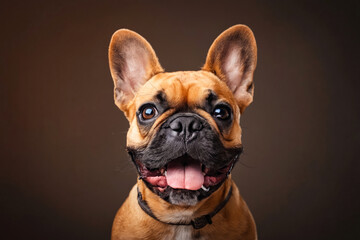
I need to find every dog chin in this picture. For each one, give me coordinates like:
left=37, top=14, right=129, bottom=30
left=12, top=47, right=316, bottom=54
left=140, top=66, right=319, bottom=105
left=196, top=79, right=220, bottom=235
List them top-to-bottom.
left=137, top=154, right=237, bottom=206
left=168, top=188, right=201, bottom=206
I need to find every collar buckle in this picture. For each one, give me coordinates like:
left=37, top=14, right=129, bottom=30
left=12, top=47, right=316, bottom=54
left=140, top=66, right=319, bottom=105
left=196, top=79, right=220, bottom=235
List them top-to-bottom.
left=191, top=215, right=212, bottom=229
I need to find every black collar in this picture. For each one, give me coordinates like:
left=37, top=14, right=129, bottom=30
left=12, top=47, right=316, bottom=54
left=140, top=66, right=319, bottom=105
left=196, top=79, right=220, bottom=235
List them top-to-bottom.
left=137, top=185, right=233, bottom=229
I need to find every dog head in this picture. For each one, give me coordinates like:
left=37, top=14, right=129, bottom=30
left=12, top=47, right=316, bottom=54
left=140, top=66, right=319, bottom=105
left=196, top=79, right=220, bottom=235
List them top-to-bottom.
left=109, top=25, right=257, bottom=206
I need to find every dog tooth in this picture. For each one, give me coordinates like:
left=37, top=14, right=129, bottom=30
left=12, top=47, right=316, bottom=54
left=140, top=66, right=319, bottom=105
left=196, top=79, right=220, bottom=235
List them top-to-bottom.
left=164, top=170, right=167, bottom=176
left=201, top=185, right=210, bottom=192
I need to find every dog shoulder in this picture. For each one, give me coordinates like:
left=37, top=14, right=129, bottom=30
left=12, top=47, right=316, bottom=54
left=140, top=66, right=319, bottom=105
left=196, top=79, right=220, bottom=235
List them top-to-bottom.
left=111, top=185, right=175, bottom=240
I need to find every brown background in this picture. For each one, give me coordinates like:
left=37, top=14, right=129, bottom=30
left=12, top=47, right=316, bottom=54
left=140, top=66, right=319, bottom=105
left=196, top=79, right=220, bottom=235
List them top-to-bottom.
left=1, top=0, right=359, bottom=239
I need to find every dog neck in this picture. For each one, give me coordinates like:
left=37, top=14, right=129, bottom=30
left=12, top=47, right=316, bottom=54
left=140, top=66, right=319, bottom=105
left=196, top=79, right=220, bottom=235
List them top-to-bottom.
left=137, top=178, right=233, bottom=229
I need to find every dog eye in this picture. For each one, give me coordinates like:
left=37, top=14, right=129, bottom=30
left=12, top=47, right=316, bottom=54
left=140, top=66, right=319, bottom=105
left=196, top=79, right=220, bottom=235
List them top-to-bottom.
left=141, top=106, right=157, bottom=120
left=213, top=106, right=231, bottom=120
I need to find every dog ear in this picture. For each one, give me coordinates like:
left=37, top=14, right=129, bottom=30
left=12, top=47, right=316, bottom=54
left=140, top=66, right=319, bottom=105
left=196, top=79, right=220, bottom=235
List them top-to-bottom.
left=203, top=25, right=257, bottom=113
left=109, top=29, right=163, bottom=112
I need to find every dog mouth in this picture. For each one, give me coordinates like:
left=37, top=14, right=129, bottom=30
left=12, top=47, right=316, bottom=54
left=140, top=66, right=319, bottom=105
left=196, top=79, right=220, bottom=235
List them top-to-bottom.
left=136, top=154, right=236, bottom=193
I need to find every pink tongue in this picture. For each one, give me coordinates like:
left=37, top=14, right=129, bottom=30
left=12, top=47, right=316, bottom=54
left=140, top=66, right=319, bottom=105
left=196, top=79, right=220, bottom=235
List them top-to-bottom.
left=166, top=158, right=204, bottom=190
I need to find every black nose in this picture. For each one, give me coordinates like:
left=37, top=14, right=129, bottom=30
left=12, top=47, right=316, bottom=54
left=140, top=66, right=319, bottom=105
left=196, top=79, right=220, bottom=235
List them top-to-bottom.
left=169, top=116, right=203, bottom=141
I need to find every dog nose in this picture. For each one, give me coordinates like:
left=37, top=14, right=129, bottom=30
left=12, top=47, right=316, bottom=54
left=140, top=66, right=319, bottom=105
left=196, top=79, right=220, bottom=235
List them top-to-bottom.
left=169, top=116, right=203, bottom=141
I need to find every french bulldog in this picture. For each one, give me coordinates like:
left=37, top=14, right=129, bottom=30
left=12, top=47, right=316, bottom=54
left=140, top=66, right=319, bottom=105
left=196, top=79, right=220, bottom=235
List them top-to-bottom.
left=109, top=24, right=257, bottom=240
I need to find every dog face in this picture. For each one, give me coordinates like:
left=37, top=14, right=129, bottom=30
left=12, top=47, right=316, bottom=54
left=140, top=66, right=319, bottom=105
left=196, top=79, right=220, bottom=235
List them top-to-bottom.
left=109, top=25, right=257, bottom=206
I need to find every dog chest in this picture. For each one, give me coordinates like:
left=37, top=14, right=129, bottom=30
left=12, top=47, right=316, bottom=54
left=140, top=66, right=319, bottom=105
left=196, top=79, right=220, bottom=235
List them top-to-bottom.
left=163, top=226, right=205, bottom=240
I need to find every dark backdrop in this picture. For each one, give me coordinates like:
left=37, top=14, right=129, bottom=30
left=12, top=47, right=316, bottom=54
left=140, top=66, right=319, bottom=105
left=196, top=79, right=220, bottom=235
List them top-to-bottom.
left=1, top=0, right=359, bottom=239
